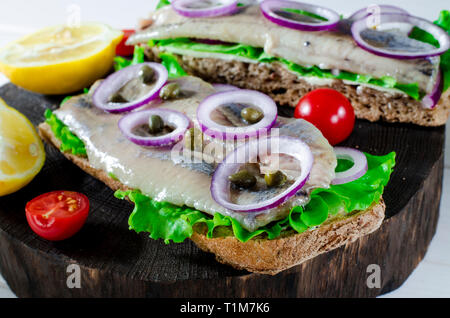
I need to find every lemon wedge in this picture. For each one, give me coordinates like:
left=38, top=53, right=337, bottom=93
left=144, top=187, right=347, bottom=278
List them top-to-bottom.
left=0, top=23, right=123, bottom=95
left=0, top=98, right=45, bottom=196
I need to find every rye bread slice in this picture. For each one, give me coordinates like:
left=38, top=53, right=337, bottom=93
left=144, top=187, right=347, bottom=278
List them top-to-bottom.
left=145, top=46, right=450, bottom=127
left=38, top=122, right=385, bottom=275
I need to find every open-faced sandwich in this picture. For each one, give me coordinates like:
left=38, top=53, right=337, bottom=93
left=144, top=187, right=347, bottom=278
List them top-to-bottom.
left=128, top=0, right=450, bottom=126
left=38, top=57, right=395, bottom=274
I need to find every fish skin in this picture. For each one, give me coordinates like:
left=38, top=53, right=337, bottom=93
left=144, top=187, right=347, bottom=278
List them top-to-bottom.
left=129, top=5, right=439, bottom=94
left=55, top=77, right=336, bottom=232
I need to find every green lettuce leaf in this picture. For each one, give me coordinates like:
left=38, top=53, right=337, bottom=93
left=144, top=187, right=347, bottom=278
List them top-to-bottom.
left=156, top=0, right=171, bottom=10
left=434, top=10, right=450, bottom=92
left=409, top=27, right=440, bottom=48
left=150, top=38, right=421, bottom=99
left=113, top=43, right=187, bottom=79
left=114, top=46, right=146, bottom=71
left=159, top=51, right=188, bottom=78
left=44, top=109, right=86, bottom=156
left=116, top=152, right=395, bottom=243
left=311, top=152, right=395, bottom=213
left=115, top=189, right=207, bottom=244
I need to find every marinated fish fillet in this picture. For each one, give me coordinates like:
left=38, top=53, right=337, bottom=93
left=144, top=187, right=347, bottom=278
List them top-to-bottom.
left=128, top=5, right=439, bottom=94
left=54, top=76, right=336, bottom=231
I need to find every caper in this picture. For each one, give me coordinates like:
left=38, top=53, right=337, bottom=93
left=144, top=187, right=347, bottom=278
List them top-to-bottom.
left=139, top=65, right=156, bottom=85
left=159, top=83, right=181, bottom=100
left=109, top=92, right=128, bottom=103
left=241, top=107, right=263, bottom=124
left=148, top=114, right=164, bottom=134
left=184, top=127, right=203, bottom=151
left=228, top=170, right=257, bottom=189
left=264, top=170, right=287, bottom=187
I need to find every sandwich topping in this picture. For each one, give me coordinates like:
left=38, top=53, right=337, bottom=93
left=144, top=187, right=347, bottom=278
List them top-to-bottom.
left=128, top=3, right=449, bottom=106
left=43, top=60, right=396, bottom=242
left=92, top=62, right=168, bottom=113
left=52, top=75, right=337, bottom=231
left=196, top=89, right=278, bottom=139
left=118, top=108, right=190, bottom=147
left=211, top=136, right=314, bottom=212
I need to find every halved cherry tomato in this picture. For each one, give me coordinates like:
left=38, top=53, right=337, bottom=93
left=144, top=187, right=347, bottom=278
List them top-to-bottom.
left=115, top=29, right=135, bottom=56
left=294, top=88, right=355, bottom=145
left=25, top=191, right=89, bottom=241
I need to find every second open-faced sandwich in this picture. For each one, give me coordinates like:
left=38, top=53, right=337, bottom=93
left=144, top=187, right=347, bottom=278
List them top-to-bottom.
left=128, top=0, right=450, bottom=126
left=38, top=59, right=395, bottom=274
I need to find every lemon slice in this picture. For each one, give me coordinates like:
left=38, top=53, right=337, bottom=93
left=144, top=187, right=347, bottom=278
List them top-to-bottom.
left=0, top=23, right=123, bottom=95
left=0, top=98, right=45, bottom=196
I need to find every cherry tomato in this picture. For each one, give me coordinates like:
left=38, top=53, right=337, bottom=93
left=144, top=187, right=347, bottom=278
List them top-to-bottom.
left=116, top=29, right=135, bottom=57
left=294, top=88, right=355, bottom=145
left=25, top=191, right=89, bottom=241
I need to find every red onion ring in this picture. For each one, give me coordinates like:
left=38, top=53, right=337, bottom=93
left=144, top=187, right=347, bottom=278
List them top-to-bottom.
left=172, top=0, right=238, bottom=18
left=260, top=0, right=340, bottom=32
left=349, top=5, right=408, bottom=21
left=351, top=13, right=450, bottom=59
left=92, top=63, right=168, bottom=113
left=422, top=70, right=443, bottom=109
left=212, top=83, right=240, bottom=92
left=197, top=89, right=277, bottom=140
left=118, top=108, right=190, bottom=147
left=211, top=136, right=313, bottom=212
left=332, top=147, right=368, bottom=185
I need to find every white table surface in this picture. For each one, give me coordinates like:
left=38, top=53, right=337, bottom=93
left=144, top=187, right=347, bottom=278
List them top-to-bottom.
left=0, top=0, right=449, bottom=298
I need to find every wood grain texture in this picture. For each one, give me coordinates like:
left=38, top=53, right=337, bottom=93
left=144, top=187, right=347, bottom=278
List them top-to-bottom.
left=0, top=83, right=444, bottom=297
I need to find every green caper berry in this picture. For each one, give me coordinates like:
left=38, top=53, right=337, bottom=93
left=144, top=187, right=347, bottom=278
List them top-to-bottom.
left=139, top=65, right=155, bottom=85
left=159, top=83, right=181, bottom=100
left=109, top=92, right=128, bottom=103
left=241, top=107, right=263, bottom=124
left=148, top=115, right=164, bottom=134
left=184, top=127, right=203, bottom=151
left=228, top=170, right=257, bottom=189
left=264, top=170, right=287, bottom=187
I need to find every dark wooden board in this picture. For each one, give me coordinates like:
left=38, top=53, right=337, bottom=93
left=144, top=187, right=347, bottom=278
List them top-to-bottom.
left=0, top=83, right=445, bottom=297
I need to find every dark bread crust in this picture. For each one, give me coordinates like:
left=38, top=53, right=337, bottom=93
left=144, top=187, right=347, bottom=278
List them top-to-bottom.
left=145, top=46, right=450, bottom=127
left=38, top=122, right=385, bottom=275
left=191, top=203, right=384, bottom=274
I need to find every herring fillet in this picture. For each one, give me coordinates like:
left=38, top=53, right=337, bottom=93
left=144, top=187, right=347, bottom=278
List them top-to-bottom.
left=128, top=5, right=439, bottom=94
left=54, top=77, right=336, bottom=232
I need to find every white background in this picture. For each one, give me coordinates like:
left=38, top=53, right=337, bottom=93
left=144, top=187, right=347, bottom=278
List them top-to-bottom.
left=0, top=0, right=449, bottom=298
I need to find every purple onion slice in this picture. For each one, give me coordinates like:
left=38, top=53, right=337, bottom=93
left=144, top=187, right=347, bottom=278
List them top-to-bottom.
left=172, top=0, right=238, bottom=18
left=260, top=0, right=340, bottom=32
left=351, top=13, right=450, bottom=59
left=92, top=63, right=168, bottom=113
left=422, top=70, right=443, bottom=109
left=197, top=89, right=277, bottom=140
left=118, top=108, right=190, bottom=147
left=211, top=136, right=313, bottom=212
left=332, top=147, right=368, bottom=185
